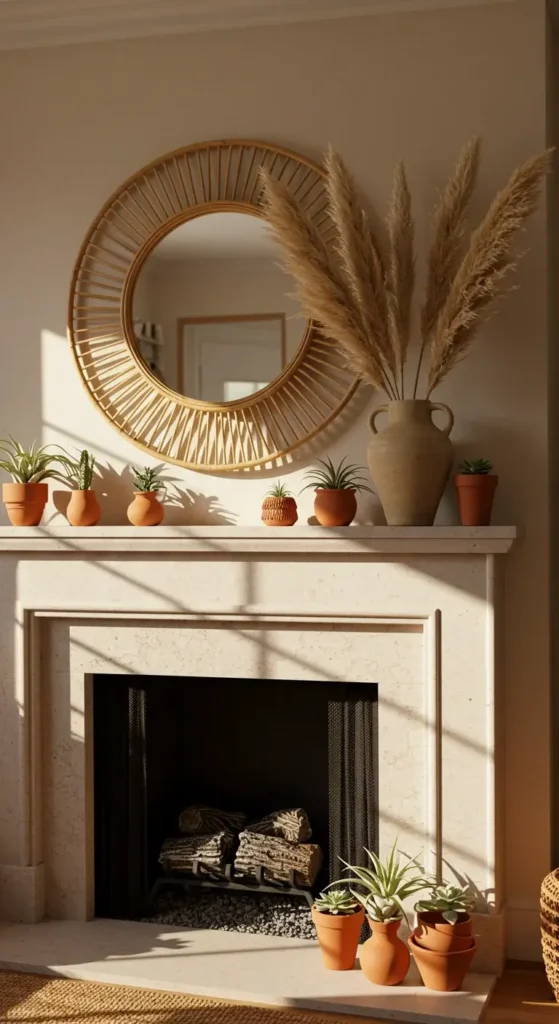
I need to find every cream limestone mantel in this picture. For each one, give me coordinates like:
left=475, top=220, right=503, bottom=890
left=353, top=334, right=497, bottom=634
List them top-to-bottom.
left=0, top=525, right=515, bottom=975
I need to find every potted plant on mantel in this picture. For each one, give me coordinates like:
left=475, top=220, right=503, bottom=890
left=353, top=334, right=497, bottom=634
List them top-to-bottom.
left=262, top=140, right=550, bottom=526
left=0, top=437, right=68, bottom=526
left=63, top=449, right=101, bottom=527
left=302, top=456, right=373, bottom=527
left=455, top=459, right=498, bottom=527
left=127, top=466, right=165, bottom=526
left=261, top=482, right=298, bottom=527
left=339, top=842, right=427, bottom=986
left=411, top=883, right=476, bottom=992
left=311, top=887, right=364, bottom=971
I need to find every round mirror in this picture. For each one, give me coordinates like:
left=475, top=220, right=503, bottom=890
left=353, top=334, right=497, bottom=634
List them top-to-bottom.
left=131, top=211, right=306, bottom=402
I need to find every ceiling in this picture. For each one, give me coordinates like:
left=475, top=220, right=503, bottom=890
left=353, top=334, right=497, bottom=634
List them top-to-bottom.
left=0, top=0, right=515, bottom=51
left=147, top=211, right=278, bottom=262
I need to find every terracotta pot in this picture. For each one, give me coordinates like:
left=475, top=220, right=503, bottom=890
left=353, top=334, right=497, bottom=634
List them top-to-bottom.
left=367, top=400, right=454, bottom=526
left=454, top=474, right=498, bottom=527
left=3, top=482, right=48, bottom=526
left=314, top=489, right=357, bottom=527
left=66, top=490, right=101, bottom=527
left=127, top=491, right=164, bottom=526
left=261, top=496, right=298, bottom=527
left=311, top=905, right=364, bottom=970
left=414, top=912, right=473, bottom=954
left=359, top=919, right=410, bottom=986
left=409, top=933, right=476, bottom=992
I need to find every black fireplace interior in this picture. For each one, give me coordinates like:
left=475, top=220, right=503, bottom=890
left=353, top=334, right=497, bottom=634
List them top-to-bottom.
left=93, top=674, right=378, bottom=923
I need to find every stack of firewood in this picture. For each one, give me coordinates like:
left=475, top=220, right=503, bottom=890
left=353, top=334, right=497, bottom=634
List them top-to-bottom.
left=157, top=804, right=323, bottom=887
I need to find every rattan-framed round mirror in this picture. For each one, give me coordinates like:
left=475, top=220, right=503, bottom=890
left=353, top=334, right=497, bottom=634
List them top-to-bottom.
left=68, top=139, right=357, bottom=472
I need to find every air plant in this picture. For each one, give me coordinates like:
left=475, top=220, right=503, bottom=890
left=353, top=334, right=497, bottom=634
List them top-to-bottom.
left=261, top=141, right=551, bottom=399
left=0, top=437, right=69, bottom=484
left=63, top=449, right=97, bottom=490
left=301, top=456, right=373, bottom=493
left=458, top=459, right=493, bottom=475
left=132, top=466, right=164, bottom=493
left=266, top=481, right=294, bottom=498
left=337, top=841, right=428, bottom=924
left=415, top=883, right=474, bottom=925
left=314, top=888, right=360, bottom=916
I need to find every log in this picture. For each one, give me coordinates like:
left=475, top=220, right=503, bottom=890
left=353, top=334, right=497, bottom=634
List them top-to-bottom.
left=178, top=805, right=246, bottom=835
left=245, top=807, right=312, bottom=843
left=234, top=831, right=323, bottom=888
left=159, top=832, right=235, bottom=876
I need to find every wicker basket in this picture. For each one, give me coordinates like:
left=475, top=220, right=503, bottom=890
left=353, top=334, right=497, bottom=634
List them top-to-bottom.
left=261, top=496, right=298, bottom=527
left=541, top=869, right=559, bottom=1000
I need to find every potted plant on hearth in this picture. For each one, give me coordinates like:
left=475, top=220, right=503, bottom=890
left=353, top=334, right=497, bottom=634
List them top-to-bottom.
left=0, top=437, right=69, bottom=526
left=63, top=449, right=101, bottom=526
left=301, top=456, right=373, bottom=527
left=454, top=459, right=498, bottom=527
left=127, top=466, right=165, bottom=526
left=261, top=482, right=298, bottom=527
left=340, top=841, right=427, bottom=985
left=411, top=883, right=476, bottom=991
left=311, top=887, right=364, bottom=970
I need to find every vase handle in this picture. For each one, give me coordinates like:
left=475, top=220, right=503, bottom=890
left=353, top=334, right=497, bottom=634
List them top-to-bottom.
left=429, top=402, right=454, bottom=437
left=369, top=405, right=389, bottom=435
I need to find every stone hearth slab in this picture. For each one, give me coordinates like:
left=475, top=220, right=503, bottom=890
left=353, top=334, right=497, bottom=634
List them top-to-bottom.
left=0, top=920, right=493, bottom=1022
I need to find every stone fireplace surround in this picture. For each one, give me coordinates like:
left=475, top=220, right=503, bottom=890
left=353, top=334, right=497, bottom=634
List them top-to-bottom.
left=0, top=524, right=515, bottom=1015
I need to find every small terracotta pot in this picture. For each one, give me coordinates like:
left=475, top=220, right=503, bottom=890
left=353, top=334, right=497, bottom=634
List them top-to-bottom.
left=454, top=474, right=498, bottom=527
left=3, top=482, right=48, bottom=526
left=314, top=488, right=357, bottom=527
left=66, top=490, right=101, bottom=527
left=127, top=491, right=164, bottom=526
left=261, top=496, right=298, bottom=527
left=311, top=905, right=364, bottom=970
left=414, top=912, right=473, bottom=954
left=359, top=918, right=410, bottom=986
left=409, top=933, right=476, bottom=991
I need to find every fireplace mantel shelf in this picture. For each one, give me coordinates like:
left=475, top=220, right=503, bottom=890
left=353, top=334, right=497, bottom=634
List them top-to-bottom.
left=0, top=524, right=516, bottom=554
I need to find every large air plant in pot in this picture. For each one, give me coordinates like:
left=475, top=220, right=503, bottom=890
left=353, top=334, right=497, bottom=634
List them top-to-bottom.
left=261, top=141, right=550, bottom=526
left=0, top=438, right=69, bottom=526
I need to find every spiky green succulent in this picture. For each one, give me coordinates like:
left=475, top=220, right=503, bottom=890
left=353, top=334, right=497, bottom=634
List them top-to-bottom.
left=0, top=437, right=69, bottom=484
left=64, top=449, right=97, bottom=490
left=301, top=456, right=374, bottom=493
left=459, top=459, right=493, bottom=475
left=132, top=466, right=163, bottom=493
left=266, top=481, right=293, bottom=498
left=335, top=841, right=428, bottom=924
left=415, top=883, right=474, bottom=925
left=314, top=888, right=359, bottom=915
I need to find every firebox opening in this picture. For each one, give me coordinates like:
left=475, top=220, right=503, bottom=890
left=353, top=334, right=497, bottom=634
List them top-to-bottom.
left=93, top=674, right=378, bottom=937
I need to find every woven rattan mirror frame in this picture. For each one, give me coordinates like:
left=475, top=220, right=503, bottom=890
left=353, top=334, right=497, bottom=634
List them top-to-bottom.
left=68, top=139, right=358, bottom=471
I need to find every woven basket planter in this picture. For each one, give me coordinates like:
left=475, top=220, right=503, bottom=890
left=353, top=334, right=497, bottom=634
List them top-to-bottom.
left=261, top=496, right=298, bottom=527
left=541, top=869, right=559, bottom=999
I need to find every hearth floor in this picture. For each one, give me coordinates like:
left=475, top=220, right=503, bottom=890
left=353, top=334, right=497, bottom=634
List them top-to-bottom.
left=0, top=919, right=494, bottom=1023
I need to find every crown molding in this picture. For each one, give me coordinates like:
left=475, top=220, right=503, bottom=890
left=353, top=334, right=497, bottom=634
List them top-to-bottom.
left=0, top=0, right=517, bottom=53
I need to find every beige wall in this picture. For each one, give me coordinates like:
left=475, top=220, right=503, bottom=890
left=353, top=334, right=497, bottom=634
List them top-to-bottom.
left=0, top=1, right=550, bottom=957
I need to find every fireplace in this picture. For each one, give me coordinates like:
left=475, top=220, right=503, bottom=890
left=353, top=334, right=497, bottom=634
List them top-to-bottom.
left=93, top=673, right=378, bottom=934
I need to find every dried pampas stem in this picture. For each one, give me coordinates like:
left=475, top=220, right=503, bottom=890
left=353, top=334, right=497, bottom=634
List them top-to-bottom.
left=414, top=137, right=481, bottom=397
left=426, top=148, right=551, bottom=394
left=387, top=161, right=415, bottom=398
left=261, top=170, right=397, bottom=396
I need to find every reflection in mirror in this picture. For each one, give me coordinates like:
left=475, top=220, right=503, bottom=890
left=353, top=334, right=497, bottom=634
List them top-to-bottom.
left=131, top=211, right=306, bottom=401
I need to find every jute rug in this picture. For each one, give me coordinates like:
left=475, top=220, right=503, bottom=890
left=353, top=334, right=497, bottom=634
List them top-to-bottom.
left=0, top=969, right=364, bottom=1023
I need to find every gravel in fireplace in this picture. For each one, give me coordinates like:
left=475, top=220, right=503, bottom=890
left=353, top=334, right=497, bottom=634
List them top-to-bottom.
left=142, top=885, right=316, bottom=939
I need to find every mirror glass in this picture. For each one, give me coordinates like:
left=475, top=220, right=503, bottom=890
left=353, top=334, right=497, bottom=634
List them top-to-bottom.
left=131, top=211, right=306, bottom=402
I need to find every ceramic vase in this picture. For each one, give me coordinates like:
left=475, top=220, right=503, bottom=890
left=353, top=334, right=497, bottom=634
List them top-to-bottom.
left=367, top=400, right=454, bottom=526
left=2, top=482, right=48, bottom=526
left=314, top=489, right=357, bottom=527
left=67, top=490, right=101, bottom=527
left=127, top=491, right=164, bottom=526
left=311, top=905, right=364, bottom=970
left=359, top=919, right=410, bottom=985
